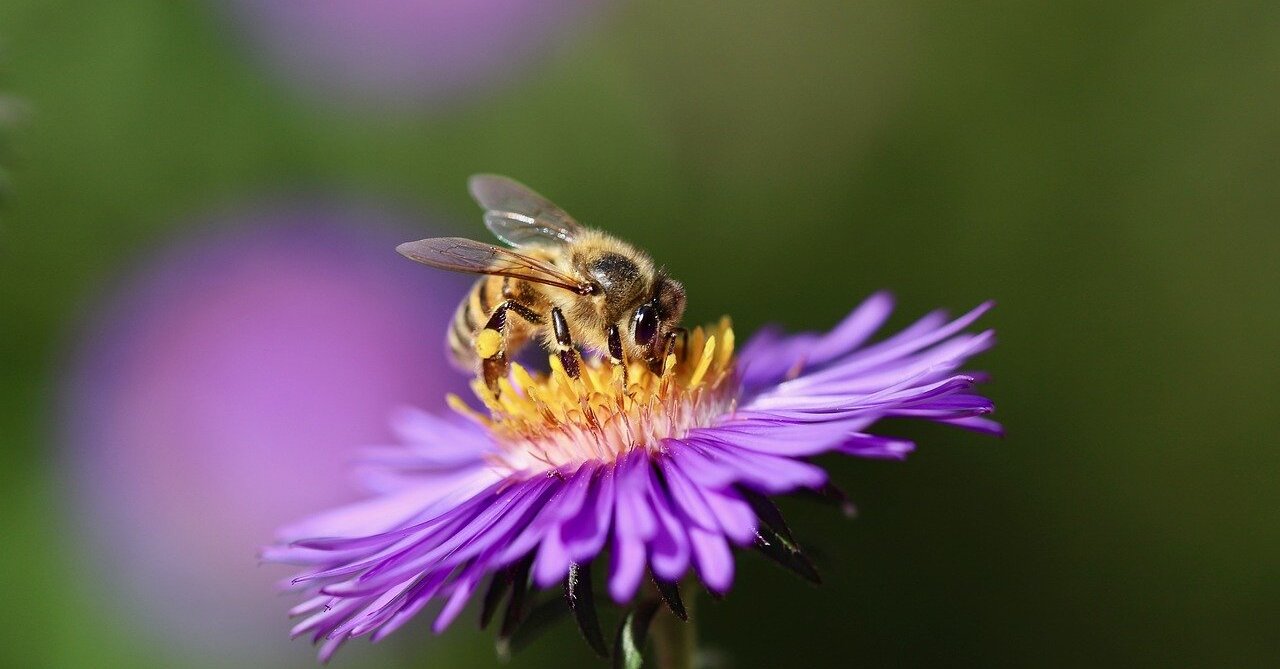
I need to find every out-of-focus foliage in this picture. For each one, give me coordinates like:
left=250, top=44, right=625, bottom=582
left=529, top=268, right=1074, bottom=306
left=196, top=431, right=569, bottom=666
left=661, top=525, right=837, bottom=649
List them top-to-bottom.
left=0, top=1, right=1276, bottom=667
left=0, top=53, right=21, bottom=204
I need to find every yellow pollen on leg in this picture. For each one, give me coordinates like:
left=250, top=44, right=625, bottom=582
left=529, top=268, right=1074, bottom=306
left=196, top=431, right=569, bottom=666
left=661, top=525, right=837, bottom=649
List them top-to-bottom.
left=453, top=320, right=740, bottom=472
left=475, top=328, right=503, bottom=358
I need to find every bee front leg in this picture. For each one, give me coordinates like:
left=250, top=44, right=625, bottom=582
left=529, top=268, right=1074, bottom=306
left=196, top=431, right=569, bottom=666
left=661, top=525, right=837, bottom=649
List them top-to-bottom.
left=477, top=300, right=542, bottom=395
left=550, top=307, right=582, bottom=380
left=606, top=324, right=627, bottom=389
left=670, top=327, right=689, bottom=362
left=647, top=328, right=688, bottom=377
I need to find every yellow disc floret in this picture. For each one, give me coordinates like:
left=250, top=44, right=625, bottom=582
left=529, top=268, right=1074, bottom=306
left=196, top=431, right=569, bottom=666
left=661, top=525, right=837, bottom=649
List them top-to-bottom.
left=448, top=319, right=739, bottom=472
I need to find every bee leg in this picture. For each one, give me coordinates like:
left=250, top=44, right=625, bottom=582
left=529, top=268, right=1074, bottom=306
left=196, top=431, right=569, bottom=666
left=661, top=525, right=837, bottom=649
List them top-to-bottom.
left=477, top=299, right=542, bottom=395
left=550, top=307, right=581, bottom=380
left=606, top=324, right=628, bottom=388
left=672, top=327, right=689, bottom=362
left=646, top=328, right=687, bottom=377
left=662, top=331, right=681, bottom=369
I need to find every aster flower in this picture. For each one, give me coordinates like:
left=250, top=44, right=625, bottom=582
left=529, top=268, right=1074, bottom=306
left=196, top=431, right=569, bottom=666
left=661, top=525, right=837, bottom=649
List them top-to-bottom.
left=266, top=291, right=998, bottom=663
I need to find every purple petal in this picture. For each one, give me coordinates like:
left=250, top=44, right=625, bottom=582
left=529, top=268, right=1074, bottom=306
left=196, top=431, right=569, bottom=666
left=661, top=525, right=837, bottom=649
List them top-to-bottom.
left=804, top=291, right=895, bottom=361
left=738, top=292, right=895, bottom=389
left=779, top=302, right=994, bottom=394
left=737, top=329, right=814, bottom=389
left=773, top=330, right=995, bottom=398
left=735, top=374, right=982, bottom=423
left=388, top=406, right=494, bottom=463
left=689, top=416, right=873, bottom=457
left=938, top=416, right=1005, bottom=436
left=837, top=433, right=917, bottom=459
left=669, top=439, right=828, bottom=494
left=613, top=451, right=658, bottom=540
left=606, top=452, right=658, bottom=603
left=353, top=456, right=495, bottom=496
left=660, top=458, right=719, bottom=531
left=495, top=462, right=596, bottom=565
left=560, top=464, right=616, bottom=562
left=276, top=467, right=498, bottom=542
left=645, top=475, right=691, bottom=582
left=355, top=478, right=555, bottom=591
left=700, top=487, right=758, bottom=546
left=533, top=522, right=572, bottom=587
left=608, top=526, right=647, bottom=603
left=688, top=526, right=734, bottom=594
left=433, top=570, right=481, bottom=633
left=331, top=575, right=420, bottom=638
left=370, top=585, right=435, bottom=642
left=290, top=597, right=356, bottom=639
left=317, top=635, right=346, bottom=663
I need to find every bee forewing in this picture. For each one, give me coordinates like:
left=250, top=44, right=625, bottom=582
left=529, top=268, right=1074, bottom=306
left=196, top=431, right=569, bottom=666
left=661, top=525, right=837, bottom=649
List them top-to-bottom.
left=468, top=174, right=581, bottom=247
left=396, top=237, right=588, bottom=294
left=396, top=237, right=503, bottom=272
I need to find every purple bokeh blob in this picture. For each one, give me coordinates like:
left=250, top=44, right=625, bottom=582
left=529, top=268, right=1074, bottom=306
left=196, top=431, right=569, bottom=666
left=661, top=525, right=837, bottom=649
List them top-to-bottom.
left=221, top=0, right=610, bottom=110
left=61, top=200, right=469, bottom=662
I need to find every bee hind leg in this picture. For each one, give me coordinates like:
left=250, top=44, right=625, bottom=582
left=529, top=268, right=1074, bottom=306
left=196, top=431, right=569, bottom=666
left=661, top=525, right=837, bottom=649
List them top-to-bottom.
left=477, top=300, right=542, bottom=395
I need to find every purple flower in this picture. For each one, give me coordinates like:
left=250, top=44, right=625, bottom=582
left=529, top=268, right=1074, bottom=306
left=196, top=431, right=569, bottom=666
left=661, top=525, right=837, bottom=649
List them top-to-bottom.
left=220, top=0, right=609, bottom=111
left=61, top=202, right=468, bottom=662
left=266, top=292, right=998, bottom=661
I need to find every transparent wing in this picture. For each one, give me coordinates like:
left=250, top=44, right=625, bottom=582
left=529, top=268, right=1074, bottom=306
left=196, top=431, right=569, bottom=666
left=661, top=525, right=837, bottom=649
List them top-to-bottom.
left=469, top=174, right=582, bottom=247
left=396, top=237, right=593, bottom=294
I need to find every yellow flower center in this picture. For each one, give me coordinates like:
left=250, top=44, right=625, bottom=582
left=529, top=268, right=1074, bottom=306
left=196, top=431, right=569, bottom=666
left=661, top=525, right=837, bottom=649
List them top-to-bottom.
left=447, top=319, right=739, bottom=473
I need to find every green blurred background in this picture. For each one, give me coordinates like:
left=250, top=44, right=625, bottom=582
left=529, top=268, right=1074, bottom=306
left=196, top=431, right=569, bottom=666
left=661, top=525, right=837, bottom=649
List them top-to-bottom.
left=2, top=1, right=1277, bottom=667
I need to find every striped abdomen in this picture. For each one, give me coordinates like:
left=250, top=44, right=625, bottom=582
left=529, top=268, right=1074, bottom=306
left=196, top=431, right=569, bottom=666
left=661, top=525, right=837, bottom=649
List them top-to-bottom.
left=446, top=275, right=541, bottom=371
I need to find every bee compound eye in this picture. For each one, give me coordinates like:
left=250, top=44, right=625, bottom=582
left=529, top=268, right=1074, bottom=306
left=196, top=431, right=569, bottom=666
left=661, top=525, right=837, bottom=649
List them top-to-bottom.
left=633, top=305, right=659, bottom=346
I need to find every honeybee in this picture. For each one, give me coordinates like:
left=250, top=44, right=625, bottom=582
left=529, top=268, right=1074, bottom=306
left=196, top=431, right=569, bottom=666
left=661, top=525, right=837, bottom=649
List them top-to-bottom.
left=397, top=175, right=687, bottom=394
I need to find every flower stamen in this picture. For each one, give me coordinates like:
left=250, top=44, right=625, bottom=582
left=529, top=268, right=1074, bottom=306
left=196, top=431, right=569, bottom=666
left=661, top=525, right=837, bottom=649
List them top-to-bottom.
left=450, top=320, right=738, bottom=473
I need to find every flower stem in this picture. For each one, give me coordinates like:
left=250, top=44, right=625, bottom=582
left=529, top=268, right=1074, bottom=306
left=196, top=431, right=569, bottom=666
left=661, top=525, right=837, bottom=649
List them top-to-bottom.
left=649, top=597, right=697, bottom=669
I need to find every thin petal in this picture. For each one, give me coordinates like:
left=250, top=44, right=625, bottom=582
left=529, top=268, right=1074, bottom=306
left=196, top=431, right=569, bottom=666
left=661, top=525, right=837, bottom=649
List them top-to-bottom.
left=738, top=291, right=894, bottom=389
left=389, top=406, right=494, bottom=461
left=938, top=415, right=1005, bottom=436
left=689, top=416, right=873, bottom=457
left=837, top=433, right=916, bottom=460
left=670, top=439, right=828, bottom=494
left=613, top=451, right=658, bottom=540
left=660, top=458, right=719, bottom=531
left=495, top=462, right=597, bottom=565
left=560, top=464, right=616, bottom=562
left=276, top=468, right=498, bottom=542
left=645, top=474, right=691, bottom=582
left=701, top=487, right=758, bottom=545
left=533, top=524, right=571, bottom=587
left=608, top=526, right=647, bottom=603
left=688, top=526, right=734, bottom=594
left=433, top=571, right=481, bottom=633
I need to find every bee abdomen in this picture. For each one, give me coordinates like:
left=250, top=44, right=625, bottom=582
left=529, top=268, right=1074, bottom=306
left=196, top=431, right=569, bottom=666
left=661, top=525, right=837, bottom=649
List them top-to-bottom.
left=446, top=278, right=493, bottom=370
left=444, top=307, right=473, bottom=370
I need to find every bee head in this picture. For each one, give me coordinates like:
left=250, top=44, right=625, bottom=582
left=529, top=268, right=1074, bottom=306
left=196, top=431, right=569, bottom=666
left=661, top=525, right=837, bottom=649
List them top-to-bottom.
left=631, top=275, right=686, bottom=359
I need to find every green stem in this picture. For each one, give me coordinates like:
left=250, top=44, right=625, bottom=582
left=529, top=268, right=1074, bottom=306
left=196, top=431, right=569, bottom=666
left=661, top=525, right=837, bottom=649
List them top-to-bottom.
left=649, top=597, right=696, bottom=669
